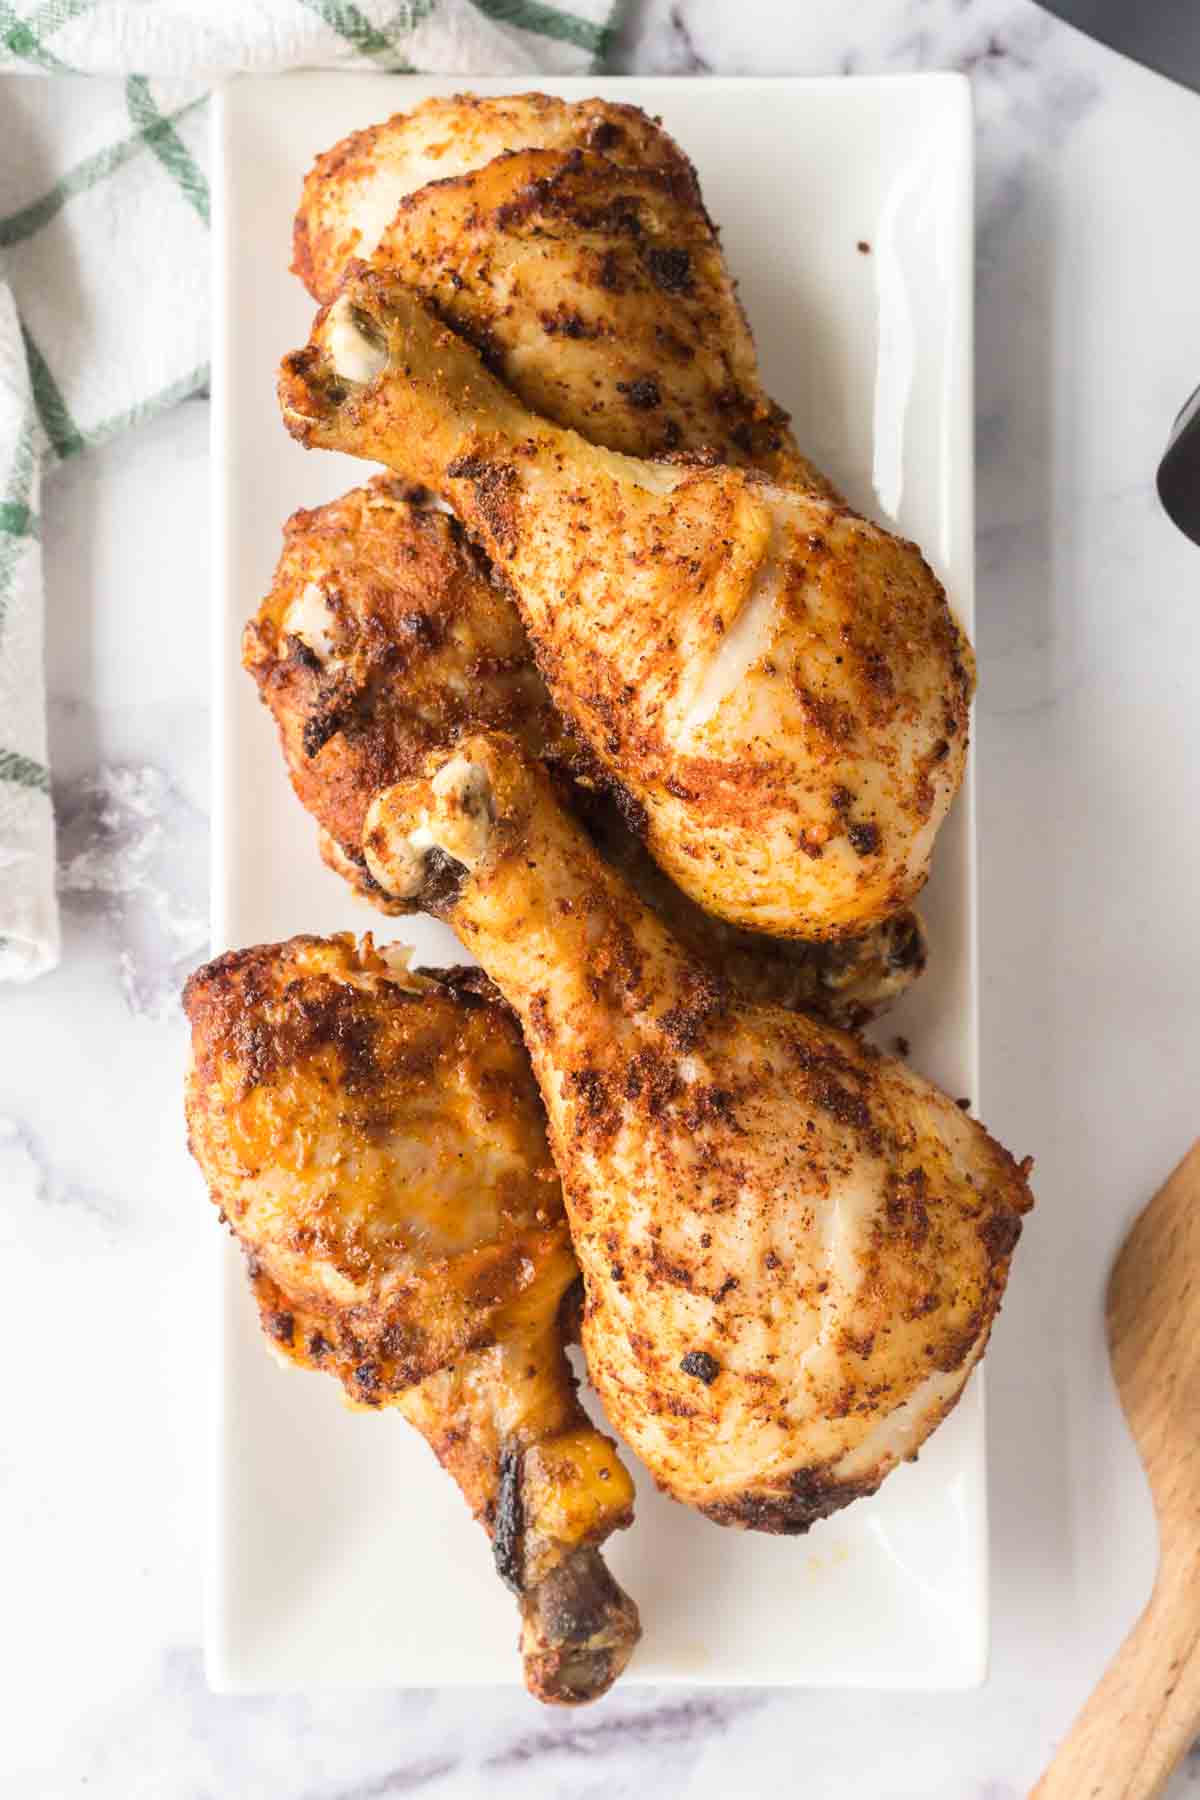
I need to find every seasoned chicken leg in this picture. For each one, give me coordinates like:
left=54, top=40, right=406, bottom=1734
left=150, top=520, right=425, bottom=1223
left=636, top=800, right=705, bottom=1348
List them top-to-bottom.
left=294, top=93, right=700, bottom=304
left=293, top=98, right=830, bottom=491
left=280, top=271, right=974, bottom=938
left=245, top=475, right=927, bottom=1027
left=242, top=477, right=580, bottom=890
left=359, top=734, right=1033, bottom=1531
left=574, top=784, right=929, bottom=1030
left=183, top=934, right=639, bottom=1702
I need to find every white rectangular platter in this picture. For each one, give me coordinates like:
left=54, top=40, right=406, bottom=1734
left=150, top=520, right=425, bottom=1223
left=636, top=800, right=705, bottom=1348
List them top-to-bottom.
left=211, top=71, right=978, bottom=1691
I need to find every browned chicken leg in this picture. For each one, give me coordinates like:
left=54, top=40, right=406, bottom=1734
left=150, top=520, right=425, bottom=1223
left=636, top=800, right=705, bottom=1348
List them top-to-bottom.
left=294, top=93, right=699, bottom=304
left=292, top=96, right=831, bottom=492
left=280, top=270, right=973, bottom=938
left=244, top=475, right=927, bottom=1028
left=358, top=734, right=1033, bottom=1530
left=183, top=934, right=639, bottom=1702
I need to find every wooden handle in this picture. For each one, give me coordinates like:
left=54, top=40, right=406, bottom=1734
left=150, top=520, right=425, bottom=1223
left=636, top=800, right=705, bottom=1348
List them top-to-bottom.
left=1033, top=1561, right=1200, bottom=1799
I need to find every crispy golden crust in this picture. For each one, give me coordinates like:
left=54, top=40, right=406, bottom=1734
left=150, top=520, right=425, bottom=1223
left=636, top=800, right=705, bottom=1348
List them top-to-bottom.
left=294, top=93, right=702, bottom=305
left=294, top=96, right=831, bottom=492
left=361, top=146, right=828, bottom=490
left=280, top=272, right=974, bottom=938
left=242, top=476, right=577, bottom=870
left=248, top=477, right=928, bottom=1026
left=358, top=734, right=1033, bottom=1529
left=574, top=784, right=929, bottom=1029
left=183, top=931, right=639, bottom=1702
left=183, top=933, right=565, bottom=1388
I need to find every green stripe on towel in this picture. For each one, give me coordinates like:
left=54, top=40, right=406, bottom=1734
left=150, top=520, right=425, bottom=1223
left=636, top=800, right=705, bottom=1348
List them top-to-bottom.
left=0, top=0, right=71, bottom=68
left=295, top=0, right=422, bottom=66
left=468, top=0, right=612, bottom=56
left=125, top=77, right=211, bottom=225
left=0, top=94, right=208, bottom=249
left=19, top=326, right=85, bottom=461
left=84, top=361, right=210, bottom=449
left=0, top=418, right=38, bottom=638
left=0, top=502, right=38, bottom=539
left=0, top=749, right=51, bottom=793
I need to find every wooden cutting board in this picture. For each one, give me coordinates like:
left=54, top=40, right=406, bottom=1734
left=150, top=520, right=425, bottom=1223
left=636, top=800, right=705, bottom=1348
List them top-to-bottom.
left=1033, top=1140, right=1200, bottom=1799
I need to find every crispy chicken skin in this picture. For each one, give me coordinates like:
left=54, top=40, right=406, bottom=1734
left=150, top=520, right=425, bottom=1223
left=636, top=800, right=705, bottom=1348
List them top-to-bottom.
left=294, top=93, right=700, bottom=305
left=292, top=96, right=828, bottom=492
left=280, top=271, right=974, bottom=938
left=245, top=475, right=927, bottom=1027
left=242, top=476, right=578, bottom=887
left=358, top=734, right=1033, bottom=1531
left=575, top=785, right=929, bottom=1029
left=182, top=933, right=639, bottom=1703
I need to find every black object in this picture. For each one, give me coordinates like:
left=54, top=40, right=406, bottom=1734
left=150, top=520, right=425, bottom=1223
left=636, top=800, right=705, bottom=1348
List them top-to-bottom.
left=1034, top=1, right=1200, bottom=93
left=1035, top=5, right=1200, bottom=545
left=1158, top=387, right=1200, bottom=548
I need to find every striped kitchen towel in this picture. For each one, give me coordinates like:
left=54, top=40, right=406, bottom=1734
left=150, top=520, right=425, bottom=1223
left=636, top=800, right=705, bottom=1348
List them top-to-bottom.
left=0, top=0, right=619, bottom=981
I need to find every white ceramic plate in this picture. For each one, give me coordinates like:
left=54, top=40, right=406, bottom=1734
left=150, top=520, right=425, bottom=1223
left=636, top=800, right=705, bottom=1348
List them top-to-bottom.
left=210, top=70, right=978, bottom=1692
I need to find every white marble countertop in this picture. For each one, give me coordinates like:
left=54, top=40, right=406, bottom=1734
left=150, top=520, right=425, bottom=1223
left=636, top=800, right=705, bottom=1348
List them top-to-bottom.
left=5, top=2, right=1200, bottom=1795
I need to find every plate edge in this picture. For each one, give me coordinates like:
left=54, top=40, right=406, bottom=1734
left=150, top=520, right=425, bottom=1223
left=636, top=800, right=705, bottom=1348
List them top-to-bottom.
left=207, top=68, right=989, bottom=1693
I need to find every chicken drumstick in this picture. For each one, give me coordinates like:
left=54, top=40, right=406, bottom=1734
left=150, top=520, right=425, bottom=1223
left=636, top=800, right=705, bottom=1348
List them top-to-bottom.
left=292, top=99, right=831, bottom=492
left=280, top=267, right=973, bottom=939
left=245, top=476, right=927, bottom=1028
left=358, top=734, right=1033, bottom=1531
left=183, top=933, right=639, bottom=1703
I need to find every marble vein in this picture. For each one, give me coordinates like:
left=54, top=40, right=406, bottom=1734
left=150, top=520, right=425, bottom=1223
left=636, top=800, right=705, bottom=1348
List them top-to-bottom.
left=55, top=761, right=208, bottom=1018
left=0, top=1112, right=121, bottom=1244
left=485, top=1694, right=761, bottom=1768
